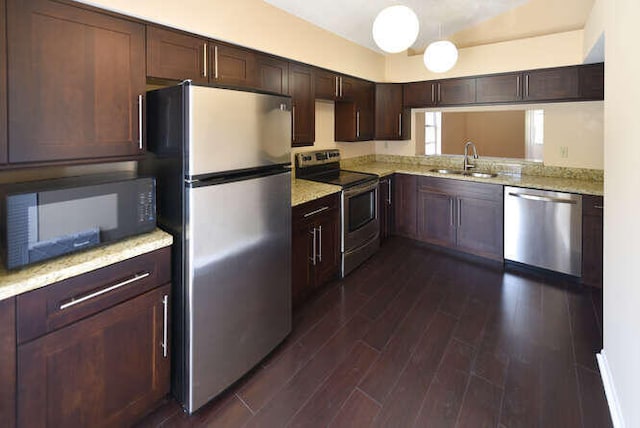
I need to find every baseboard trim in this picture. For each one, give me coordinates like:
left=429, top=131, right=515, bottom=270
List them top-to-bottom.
left=597, top=350, right=625, bottom=428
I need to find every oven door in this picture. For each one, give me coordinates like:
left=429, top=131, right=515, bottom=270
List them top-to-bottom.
left=342, top=179, right=379, bottom=252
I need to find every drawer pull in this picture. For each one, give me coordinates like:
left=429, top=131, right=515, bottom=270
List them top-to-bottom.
left=594, top=205, right=604, bottom=209
left=303, top=206, right=330, bottom=218
left=59, top=272, right=151, bottom=310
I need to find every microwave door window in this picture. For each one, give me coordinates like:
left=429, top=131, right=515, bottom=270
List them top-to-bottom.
left=348, top=190, right=375, bottom=232
left=37, top=194, right=118, bottom=243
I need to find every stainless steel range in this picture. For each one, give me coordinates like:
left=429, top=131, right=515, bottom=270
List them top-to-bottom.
left=296, top=149, right=379, bottom=277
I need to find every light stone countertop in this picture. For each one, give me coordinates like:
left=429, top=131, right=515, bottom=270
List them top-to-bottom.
left=344, top=162, right=604, bottom=196
left=292, top=178, right=341, bottom=207
left=0, top=228, right=173, bottom=302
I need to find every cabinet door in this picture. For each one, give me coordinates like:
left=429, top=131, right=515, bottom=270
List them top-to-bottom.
left=0, top=0, right=6, bottom=165
left=7, top=0, right=146, bottom=163
left=146, top=26, right=207, bottom=84
left=211, top=43, right=257, bottom=88
left=256, top=55, right=288, bottom=95
left=289, top=63, right=315, bottom=146
left=579, top=63, right=604, bottom=100
left=523, top=67, right=579, bottom=101
left=315, top=69, right=339, bottom=100
left=476, top=74, right=522, bottom=104
left=437, top=78, right=476, bottom=106
left=356, top=80, right=375, bottom=141
left=403, top=81, right=437, bottom=108
left=375, top=84, right=404, bottom=140
left=394, top=174, right=417, bottom=239
left=379, top=177, right=393, bottom=242
left=417, top=188, right=456, bottom=248
left=456, top=195, right=504, bottom=261
left=582, top=195, right=603, bottom=287
left=314, top=211, right=340, bottom=285
left=291, top=220, right=314, bottom=308
left=18, top=284, right=171, bottom=428
left=0, top=297, right=16, bottom=428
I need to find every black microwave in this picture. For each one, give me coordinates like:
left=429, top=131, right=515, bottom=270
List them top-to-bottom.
left=0, top=173, right=156, bottom=270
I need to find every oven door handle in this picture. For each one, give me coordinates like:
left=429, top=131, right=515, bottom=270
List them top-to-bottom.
left=343, top=179, right=379, bottom=198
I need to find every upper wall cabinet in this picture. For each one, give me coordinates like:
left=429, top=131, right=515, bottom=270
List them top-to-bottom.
left=0, top=0, right=7, bottom=165
left=7, top=0, right=146, bottom=164
left=147, top=26, right=288, bottom=95
left=289, top=63, right=315, bottom=146
left=579, top=63, right=605, bottom=100
left=522, top=66, right=579, bottom=101
left=315, top=69, right=341, bottom=100
left=476, top=73, right=522, bottom=104
left=437, top=78, right=476, bottom=106
left=335, top=79, right=374, bottom=142
left=403, top=81, right=437, bottom=108
left=375, top=84, right=409, bottom=140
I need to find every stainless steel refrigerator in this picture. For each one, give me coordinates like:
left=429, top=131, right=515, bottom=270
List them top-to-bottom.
left=141, top=82, right=292, bottom=414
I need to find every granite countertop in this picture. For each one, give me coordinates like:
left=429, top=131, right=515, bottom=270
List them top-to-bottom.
left=344, top=162, right=604, bottom=196
left=292, top=178, right=341, bottom=206
left=0, top=228, right=173, bottom=302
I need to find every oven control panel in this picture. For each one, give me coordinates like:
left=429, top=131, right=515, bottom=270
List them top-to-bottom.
left=296, top=149, right=341, bottom=168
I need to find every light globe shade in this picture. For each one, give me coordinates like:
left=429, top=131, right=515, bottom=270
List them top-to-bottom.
left=372, top=5, right=419, bottom=53
left=423, top=40, right=459, bottom=73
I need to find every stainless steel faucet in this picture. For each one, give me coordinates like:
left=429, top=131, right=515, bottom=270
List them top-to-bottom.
left=463, top=141, right=478, bottom=171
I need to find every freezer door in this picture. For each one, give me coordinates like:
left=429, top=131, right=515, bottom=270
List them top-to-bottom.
left=187, top=86, right=291, bottom=176
left=184, top=171, right=291, bottom=413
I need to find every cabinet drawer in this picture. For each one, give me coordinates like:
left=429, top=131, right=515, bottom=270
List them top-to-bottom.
left=418, top=176, right=502, bottom=202
left=293, top=193, right=340, bottom=224
left=17, top=247, right=170, bottom=344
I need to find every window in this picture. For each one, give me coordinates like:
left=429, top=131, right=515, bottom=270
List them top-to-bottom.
left=525, top=109, right=544, bottom=160
left=424, top=112, right=442, bottom=155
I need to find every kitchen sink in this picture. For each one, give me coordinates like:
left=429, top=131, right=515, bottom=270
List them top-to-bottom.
left=429, top=168, right=497, bottom=179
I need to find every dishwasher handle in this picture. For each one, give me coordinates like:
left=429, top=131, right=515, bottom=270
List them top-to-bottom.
left=507, top=192, right=577, bottom=204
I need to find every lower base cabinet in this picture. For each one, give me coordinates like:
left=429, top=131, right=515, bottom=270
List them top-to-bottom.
left=393, top=174, right=418, bottom=239
left=379, top=175, right=393, bottom=242
left=416, top=176, right=504, bottom=261
left=292, top=193, right=340, bottom=308
left=582, top=195, right=604, bottom=287
left=15, top=247, right=172, bottom=428
left=0, top=297, right=16, bottom=428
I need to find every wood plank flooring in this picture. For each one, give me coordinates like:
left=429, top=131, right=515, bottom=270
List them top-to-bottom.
left=136, top=237, right=611, bottom=428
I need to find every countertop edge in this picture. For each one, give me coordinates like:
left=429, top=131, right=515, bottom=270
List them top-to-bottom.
left=0, top=229, right=174, bottom=302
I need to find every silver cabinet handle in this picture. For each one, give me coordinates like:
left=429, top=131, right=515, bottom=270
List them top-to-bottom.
left=203, top=43, right=207, bottom=78
left=214, top=45, right=219, bottom=79
left=525, top=74, right=529, bottom=97
left=516, top=75, right=520, bottom=98
left=335, top=76, right=339, bottom=97
left=339, top=76, right=343, bottom=97
left=431, top=84, right=435, bottom=104
left=138, top=94, right=143, bottom=150
left=356, top=110, right=360, bottom=138
left=398, top=113, right=402, bottom=137
left=388, top=178, right=392, bottom=205
left=508, top=192, right=577, bottom=204
left=449, top=198, right=454, bottom=226
left=458, top=199, right=462, bottom=227
left=594, top=205, right=604, bottom=209
left=303, top=206, right=329, bottom=218
left=317, top=225, right=322, bottom=263
left=310, top=228, right=317, bottom=266
left=59, top=272, right=151, bottom=310
left=162, top=294, right=168, bottom=358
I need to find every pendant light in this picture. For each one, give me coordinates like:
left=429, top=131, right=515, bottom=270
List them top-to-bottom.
left=372, top=5, right=419, bottom=53
left=423, top=40, right=458, bottom=73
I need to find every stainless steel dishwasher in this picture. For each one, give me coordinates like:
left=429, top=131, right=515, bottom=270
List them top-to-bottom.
left=504, top=187, right=582, bottom=276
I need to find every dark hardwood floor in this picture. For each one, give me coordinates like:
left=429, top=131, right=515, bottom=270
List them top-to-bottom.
left=136, top=237, right=611, bottom=428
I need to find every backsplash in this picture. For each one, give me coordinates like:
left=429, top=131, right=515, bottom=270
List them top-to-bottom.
left=341, top=155, right=604, bottom=182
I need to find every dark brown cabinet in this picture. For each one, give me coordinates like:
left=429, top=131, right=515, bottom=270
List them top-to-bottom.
left=0, top=0, right=6, bottom=165
left=7, top=0, right=146, bottom=164
left=146, top=26, right=208, bottom=84
left=210, top=43, right=258, bottom=88
left=256, top=55, right=289, bottom=95
left=289, top=63, right=315, bottom=146
left=579, top=63, right=605, bottom=100
left=523, top=66, right=579, bottom=101
left=315, top=69, right=341, bottom=100
left=476, top=73, right=522, bottom=104
left=436, top=78, right=477, bottom=106
left=335, top=79, right=374, bottom=142
left=403, top=81, right=437, bottom=108
left=375, top=84, right=409, bottom=140
left=393, top=174, right=418, bottom=239
left=379, top=175, right=393, bottom=242
left=416, top=177, right=503, bottom=261
left=292, top=194, right=340, bottom=308
left=582, top=195, right=604, bottom=288
left=16, top=248, right=171, bottom=427
left=0, top=297, right=16, bottom=428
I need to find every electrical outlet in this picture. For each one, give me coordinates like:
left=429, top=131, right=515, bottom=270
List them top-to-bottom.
left=560, top=146, right=569, bottom=158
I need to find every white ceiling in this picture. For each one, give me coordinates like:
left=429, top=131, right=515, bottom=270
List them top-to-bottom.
left=264, top=0, right=594, bottom=53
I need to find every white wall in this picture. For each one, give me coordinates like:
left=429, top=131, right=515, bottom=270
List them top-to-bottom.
left=602, top=0, right=640, bottom=426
